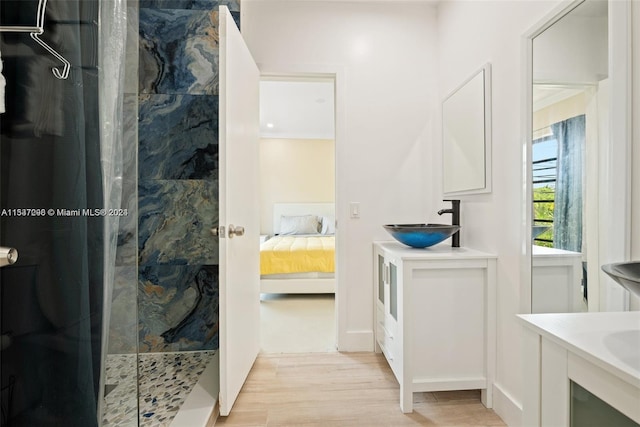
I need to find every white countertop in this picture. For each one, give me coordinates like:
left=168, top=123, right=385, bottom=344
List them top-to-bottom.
left=373, top=240, right=497, bottom=260
left=374, top=241, right=497, bottom=260
left=532, top=245, right=582, bottom=258
left=518, top=311, right=640, bottom=388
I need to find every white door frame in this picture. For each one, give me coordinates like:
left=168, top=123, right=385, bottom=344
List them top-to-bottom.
left=258, top=64, right=347, bottom=350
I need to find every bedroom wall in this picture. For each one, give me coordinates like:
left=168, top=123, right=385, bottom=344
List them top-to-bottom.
left=243, top=0, right=437, bottom=350
left=533, top=92, right=586, bottom=132
left=259, top=138, right=335, bottom=234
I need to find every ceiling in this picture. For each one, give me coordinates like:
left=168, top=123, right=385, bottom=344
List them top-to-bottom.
left=259, top=79, right=335, bottom=140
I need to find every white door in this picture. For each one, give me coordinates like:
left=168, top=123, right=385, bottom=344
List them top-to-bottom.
left=218, top=6, right=261, bottom=416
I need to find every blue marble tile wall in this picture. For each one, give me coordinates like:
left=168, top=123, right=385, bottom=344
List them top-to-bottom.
left=136, top=0, right=240, bottom=353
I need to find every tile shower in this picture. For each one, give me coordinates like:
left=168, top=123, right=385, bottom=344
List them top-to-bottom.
left=0, top=0, right=237, bottom=423
left=105, top=0, right=241, bottom=425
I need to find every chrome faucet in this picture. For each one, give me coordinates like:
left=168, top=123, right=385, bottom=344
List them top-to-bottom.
left=437, top=199, right=460, bottom=248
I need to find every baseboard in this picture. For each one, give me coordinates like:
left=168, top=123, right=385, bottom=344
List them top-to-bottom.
left=260, top=278, right=335, bottom=294
left=338, top=330, right=374, bottom=351
left=170, top=352, right=220, bottom=427
left=492, top=382, right=523, bottom=427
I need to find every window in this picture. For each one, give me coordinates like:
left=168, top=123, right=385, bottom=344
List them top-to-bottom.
left=532, top=134, right=557, bottom=247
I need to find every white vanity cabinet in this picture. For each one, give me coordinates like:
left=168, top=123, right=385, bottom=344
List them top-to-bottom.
left=373, top=241, right=497, bottom=413
left=531, top=245, right=585, bottom=313
left=519, top=312, right=640, bottom=427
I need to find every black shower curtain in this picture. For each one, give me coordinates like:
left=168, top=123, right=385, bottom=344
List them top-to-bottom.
left=0, top=0, right=104, bottom=425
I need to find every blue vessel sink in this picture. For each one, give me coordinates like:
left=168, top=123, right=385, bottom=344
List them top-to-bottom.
left=383, top=224, right=460, bottom=249
left=601, top=261, right=640, bottom=297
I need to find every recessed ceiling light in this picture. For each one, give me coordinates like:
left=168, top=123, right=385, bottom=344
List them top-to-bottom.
left=266, top=123, right=274, bottom=128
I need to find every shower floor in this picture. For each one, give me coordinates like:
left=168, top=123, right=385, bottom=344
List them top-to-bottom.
left=103, top=351, right=216, bottom=427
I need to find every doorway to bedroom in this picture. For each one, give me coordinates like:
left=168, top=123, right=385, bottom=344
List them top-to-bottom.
left=257, top=76, right=337, bottom=354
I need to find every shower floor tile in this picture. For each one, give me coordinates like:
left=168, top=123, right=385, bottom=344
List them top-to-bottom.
left=103, top=351, right=215, bottom=427
left=103, top=354, right=138, bottom=427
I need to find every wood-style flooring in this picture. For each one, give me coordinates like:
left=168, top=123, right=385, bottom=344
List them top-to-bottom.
left=216, top=352, right=506, bottom=426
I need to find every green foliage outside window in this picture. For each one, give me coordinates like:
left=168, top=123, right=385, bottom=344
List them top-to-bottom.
left=533, top=185, right=554, bottom=248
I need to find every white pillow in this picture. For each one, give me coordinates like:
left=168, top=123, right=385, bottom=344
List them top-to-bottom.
left=279, top=215, right=320, bottom=235
left=320, top=215, right=336, bottom=235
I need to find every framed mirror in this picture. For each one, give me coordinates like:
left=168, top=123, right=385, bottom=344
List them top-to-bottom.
left=524, top=0, right=632, bottom=314
left=442, top=63, right=492, bottom=196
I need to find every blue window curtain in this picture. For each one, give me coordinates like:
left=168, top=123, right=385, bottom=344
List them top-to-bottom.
left=551, top=115, right=585, bottom=253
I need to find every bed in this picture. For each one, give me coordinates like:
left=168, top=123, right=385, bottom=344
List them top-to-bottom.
left=260, top=203, right=335, bottom=294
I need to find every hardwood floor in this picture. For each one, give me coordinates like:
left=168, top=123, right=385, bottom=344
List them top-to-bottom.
left=260, top=294, right=336, bottom=353
left=216, top=352, right=506, bottom=426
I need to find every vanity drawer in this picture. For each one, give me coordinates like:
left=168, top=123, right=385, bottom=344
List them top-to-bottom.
left=375, top=304, right=385, bottom=345
left=376, top=304, right=385, bottom=326
left=376, top=304, right=397, bottom=342
left=384, top=312, right=397, bottom=338
left=378, top=316, right=396, bottom=344
left=376, top=321, right=386, bottom=348
left=378, top=322, right=401, bottom=378
left=383, top=337, right=401, bottom=381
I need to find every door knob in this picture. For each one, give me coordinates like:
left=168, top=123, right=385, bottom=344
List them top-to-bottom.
left=228, top=224, right=245, bottom=238
left=0, top=247, right=18, bottom=267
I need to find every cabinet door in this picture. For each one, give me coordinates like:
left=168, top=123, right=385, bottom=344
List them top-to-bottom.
left=377, top=254, right=385, bottom=304
left=389, top=262, right=398, bottom=321
left=570, top=382, right=639, bottom=427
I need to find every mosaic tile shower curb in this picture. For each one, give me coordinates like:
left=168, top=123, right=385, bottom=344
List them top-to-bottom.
left=102, top=351, right=215, bottom=427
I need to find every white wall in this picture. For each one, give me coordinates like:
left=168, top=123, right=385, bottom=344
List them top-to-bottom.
left=631, top=0, right=640, bottom=310
left=243, top=1, right=438, bottom=350
left=434, top=1, right=562, bottom=425
left=259, top=138, right=335, bottom=234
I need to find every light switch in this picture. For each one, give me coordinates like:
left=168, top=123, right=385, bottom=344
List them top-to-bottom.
left=350, top=202, right=360, bottom=218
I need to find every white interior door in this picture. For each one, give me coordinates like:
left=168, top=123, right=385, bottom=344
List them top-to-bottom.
left=218, top=5, right=261, bottom=416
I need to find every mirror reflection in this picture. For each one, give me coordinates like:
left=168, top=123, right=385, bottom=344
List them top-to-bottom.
left=531, top=0, right=608, bottom=313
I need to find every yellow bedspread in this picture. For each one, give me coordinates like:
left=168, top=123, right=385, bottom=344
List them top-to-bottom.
left=260, top=235, right=335, bottom=275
